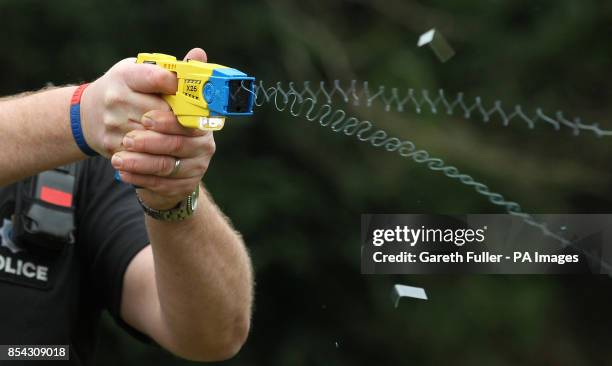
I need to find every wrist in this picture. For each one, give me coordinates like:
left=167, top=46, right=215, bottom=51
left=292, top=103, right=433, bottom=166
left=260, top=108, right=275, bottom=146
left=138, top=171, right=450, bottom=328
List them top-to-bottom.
left=69, top=83, right=98, bottom=157
left=78, top=83, right=101, bottom=154
left=137, top=184, right=202, bottom=210
left=137, top=185, right=200, bottom=221
left=137, top=189, right=184, bottom=210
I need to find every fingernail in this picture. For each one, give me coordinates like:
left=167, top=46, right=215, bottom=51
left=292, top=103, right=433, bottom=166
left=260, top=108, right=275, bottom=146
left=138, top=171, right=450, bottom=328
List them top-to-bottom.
left=142, top=115, right=154, bottom=128
left=123, top=136, right=134, bottom=148
left=111, top=155, right=123, bottom=168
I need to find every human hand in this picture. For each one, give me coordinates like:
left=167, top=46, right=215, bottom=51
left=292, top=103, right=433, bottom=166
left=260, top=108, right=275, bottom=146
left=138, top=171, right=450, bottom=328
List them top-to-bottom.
left=110, top=48, right=215, bottom=210
left=79, top=51, right=186, bottom=157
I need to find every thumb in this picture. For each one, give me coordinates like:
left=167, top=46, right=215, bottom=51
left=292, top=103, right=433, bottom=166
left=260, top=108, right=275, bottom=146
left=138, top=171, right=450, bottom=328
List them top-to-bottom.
left=183, top=48, right=207, bottom=62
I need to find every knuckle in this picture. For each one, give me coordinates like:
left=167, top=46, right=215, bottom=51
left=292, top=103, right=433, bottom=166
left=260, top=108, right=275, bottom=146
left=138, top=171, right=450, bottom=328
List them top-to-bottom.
left=113, top=59, right=132, bottom=72
left=145, top=68, right=164, bottom=89
left=103, top=88, right=123, bottom=107
left=154, top=99, right=171, bottom=112
left=160, top=102, right=171, bottom=111
left=150, top=110, right=171, bottom=126
left=103, top=114, right=120, bottom=129
left=132, top=134, right=145, bottom=151
left=169, top=135, right=184, bottom=154
left=102, top=136, right=115, bottom=154
left=193, top=136, right=215, bottom=157
left=205, top=139, right=216, bottom=155
left=125, top=157, right=137, bottom=171
left=158, top=157, right=172, bottom=175
left=194, top=158, right=209, bottom=173
left=148, top=175, right=164, bottom=191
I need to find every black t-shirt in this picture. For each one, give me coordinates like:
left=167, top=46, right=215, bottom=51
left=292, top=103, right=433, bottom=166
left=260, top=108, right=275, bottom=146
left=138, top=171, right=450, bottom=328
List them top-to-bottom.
left=0, top=157, right=150, bottom=365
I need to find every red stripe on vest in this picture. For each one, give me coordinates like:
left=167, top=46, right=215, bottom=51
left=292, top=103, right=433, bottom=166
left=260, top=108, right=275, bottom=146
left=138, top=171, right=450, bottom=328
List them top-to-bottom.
left=40, top=186, right=73, bottom=207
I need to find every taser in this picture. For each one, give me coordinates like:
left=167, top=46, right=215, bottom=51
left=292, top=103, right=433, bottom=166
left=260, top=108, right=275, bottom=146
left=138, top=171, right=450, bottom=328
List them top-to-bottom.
left=136, top=52, right=255, bottom=131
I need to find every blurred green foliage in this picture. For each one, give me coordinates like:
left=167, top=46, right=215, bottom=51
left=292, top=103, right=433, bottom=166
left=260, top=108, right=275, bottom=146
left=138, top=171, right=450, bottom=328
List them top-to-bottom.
left=1, top=0, right=611, bottom=365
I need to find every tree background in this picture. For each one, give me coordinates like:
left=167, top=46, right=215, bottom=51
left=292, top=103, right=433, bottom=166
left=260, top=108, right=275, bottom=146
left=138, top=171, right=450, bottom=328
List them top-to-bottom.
left=1, top=0, right=611, bottom=365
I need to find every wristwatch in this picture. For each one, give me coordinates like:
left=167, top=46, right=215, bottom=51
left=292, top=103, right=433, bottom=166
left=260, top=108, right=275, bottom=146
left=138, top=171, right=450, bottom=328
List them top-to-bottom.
left=137, top=186, right=199, bottom=221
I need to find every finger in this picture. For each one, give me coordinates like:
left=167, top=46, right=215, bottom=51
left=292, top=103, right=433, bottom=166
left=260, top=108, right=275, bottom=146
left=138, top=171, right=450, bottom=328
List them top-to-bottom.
left=183, top=48, right=207, bottom=62
left=121, top=63, right=178, bottom=94
left=126, top=92, right=170, bottom=116
left=123, top=93, right=171, bottom=127
left=103, top=108, right=145, bottom=132
left=141, top=110, right=208, bottom=137
left=99, top=117, right=143, bottom=155
left=122, top=129, right=216, bottom=158
left=101, top=133, right=129, bottom=155
left=111, top=151, right=209, bottom=178
left=116, top=171, right=198, bottom=197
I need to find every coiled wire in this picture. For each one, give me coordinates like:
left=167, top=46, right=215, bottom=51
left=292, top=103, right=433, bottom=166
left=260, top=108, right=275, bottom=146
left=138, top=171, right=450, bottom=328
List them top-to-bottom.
left=242, top=80, right=612, bottom=273
left=276, top=80, right=612, bottom=137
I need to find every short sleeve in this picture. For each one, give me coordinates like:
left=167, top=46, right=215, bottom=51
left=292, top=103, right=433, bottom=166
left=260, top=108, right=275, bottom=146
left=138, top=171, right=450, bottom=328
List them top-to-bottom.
left=75, top=157, right=150, bottom=337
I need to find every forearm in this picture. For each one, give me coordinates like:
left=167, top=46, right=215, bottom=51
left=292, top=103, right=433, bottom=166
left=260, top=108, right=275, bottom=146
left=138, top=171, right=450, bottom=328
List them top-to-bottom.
left=0, top=86, right=85, bottom=185
left=146, top=185, right=252, bottom=359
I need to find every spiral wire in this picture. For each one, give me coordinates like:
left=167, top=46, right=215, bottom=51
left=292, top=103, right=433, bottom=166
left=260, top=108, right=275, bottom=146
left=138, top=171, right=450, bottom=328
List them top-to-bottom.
left=242, top=80, right=612, bottom=273
left=276, top=80, right=612, bottom=137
